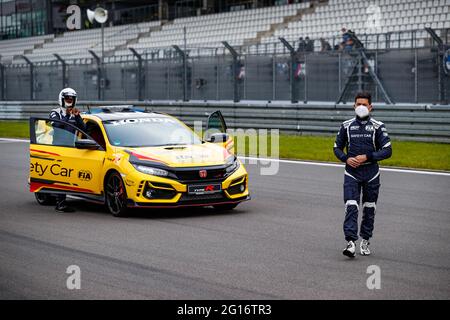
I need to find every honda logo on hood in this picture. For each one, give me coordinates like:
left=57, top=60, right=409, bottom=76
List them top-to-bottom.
left=199, top=170, right=207, bottom=178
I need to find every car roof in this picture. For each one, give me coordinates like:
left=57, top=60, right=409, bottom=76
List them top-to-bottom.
left=88, top=112, right=173, bottom=121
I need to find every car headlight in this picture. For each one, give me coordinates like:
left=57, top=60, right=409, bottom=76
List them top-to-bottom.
left=225, top=157, right=240, bottom=174
left=133, top=164, right=169, bottom=177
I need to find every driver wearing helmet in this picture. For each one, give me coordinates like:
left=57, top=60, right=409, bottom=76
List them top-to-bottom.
left=49, top=88, right=86, bottom=213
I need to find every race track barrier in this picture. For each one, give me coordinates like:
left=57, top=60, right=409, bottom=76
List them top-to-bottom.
left=1, top=100, right=450, bottom=143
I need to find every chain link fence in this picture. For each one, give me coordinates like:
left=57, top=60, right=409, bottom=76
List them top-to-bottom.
left=1, top=47, right=449, bottom=104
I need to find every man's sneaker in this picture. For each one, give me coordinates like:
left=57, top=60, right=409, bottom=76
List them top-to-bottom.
left=55, top=202, right=75, bottom=213
left=360, top=239, right=371, bottom=256
left=343, top=241, right=356, bottom=258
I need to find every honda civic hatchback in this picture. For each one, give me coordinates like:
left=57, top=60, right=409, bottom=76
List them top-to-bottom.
left=29, top=108, right=250, bottom=216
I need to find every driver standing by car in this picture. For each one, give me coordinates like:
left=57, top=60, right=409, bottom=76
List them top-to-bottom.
left=50, top=87, right=86, bottom=213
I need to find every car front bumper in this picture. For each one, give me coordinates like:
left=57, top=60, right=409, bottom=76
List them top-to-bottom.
left=123, top=164, right=250, bottom=208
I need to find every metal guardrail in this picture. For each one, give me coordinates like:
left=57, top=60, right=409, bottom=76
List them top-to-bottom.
left=1, top=100, right=450, bottom=143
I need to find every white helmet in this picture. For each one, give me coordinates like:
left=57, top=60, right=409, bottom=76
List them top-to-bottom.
left=58, top=87, right=77, bottom=108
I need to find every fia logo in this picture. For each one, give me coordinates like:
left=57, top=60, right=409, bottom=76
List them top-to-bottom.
left=365, top=125, right=374, bottom=132
left=78, top=170, right=92, bottom=181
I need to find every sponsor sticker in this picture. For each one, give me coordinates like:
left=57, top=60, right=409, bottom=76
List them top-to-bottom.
left=109, top=118, right=176, bottom=126
left=30, top=162, right=74, bottom=177
left=78, top=170, right=92, bottom=181
left=188, top=183, right=221, bottom=195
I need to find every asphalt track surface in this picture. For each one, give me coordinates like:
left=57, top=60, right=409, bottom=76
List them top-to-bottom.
left=0, top=140, right=449, bottom=299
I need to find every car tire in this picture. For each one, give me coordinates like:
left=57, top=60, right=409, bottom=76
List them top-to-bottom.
left=105, top=172, right=128, bottom=217
left=35, top=192, right=57, bottom=205
left=213, top=203, right=238, bottom=211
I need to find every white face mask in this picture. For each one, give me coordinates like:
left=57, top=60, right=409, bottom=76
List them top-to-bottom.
left=63, top=96, right=74, bottom=108
left=355, top=104, right=370, bottom=118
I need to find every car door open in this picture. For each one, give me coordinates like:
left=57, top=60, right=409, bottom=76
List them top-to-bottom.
left=205, top=110, right=234, bottom=154
left=29, top=117, right=105, bottom=196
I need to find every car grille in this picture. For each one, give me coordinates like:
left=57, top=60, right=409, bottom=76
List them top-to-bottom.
left=171, top=167, right=228, bottom=183
left=179, top=191, right=227, bottom=203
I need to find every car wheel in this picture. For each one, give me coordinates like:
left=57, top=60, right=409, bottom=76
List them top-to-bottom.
left=105, top=172, right=128, bottom=217
left=35, top=192, right=57, bottom=205
left=213, top=203, right=238, bottom=211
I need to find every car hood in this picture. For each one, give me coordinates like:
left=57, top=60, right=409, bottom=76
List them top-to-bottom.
left=124, top=143, right=232, bottom=167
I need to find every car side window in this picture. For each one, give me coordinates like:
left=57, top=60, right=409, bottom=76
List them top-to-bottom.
left=207, top=111, right=227, bottom=133
left=33, top=119, right=88, bottom=148
left=85, top=120, right=107, bottom=150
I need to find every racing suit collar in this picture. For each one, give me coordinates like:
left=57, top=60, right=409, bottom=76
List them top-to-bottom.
left=58, top=107, right=67, bottom=117
left=356, top=115, right=370, bottom=125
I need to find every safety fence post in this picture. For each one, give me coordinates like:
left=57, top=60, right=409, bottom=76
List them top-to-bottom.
left=278, top=37, right=298, bottom=103
left=222, top=41, right=240, bottom=103
left=173, top=45, right=188, bottom=102
left=129, top=48, right=144, bottom=101
left=88, top=50, right=102, bottom=100
left=53, top=54, right=68, bottom=88
left=21, top=55, right=34, bottom=100
left=0, top=62, right=4, bottom=100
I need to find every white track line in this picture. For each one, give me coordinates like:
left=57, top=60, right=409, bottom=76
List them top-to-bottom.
left=0, top=138, right=28, bottom=143
left=1, top=139, right=448, bottom=177
left=240, top=156, right=450, bottom=177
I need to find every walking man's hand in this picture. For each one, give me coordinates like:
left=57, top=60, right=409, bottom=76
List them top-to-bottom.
left=355, top=154, right=368, bottom=163
left=346, top=157, right=360, bottom=168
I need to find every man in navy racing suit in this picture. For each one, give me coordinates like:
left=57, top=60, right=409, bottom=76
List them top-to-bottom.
left=49, top=87, right=86, bottom=213
left=333, top=91, right=392, bottom=258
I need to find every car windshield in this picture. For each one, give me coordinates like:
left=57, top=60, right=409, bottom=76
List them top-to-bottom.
left=103, top=117, right=202, bottom=147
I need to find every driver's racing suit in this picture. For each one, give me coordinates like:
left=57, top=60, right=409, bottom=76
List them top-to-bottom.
left=49, top=106, right=86, bottom=207
left=50, top=107, right=86, bottom=144
left=333, top=116, right=392, bottom=242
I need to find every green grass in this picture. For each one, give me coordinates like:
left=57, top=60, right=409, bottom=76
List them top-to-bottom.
left=0, top=120, right=29, bottom=138
left=1, top=120, right=449, bottom=171
left=234, top=134, right=450, bottom=171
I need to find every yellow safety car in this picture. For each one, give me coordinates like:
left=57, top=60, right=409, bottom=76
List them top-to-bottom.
left=29, top=107, right=250, bottom=216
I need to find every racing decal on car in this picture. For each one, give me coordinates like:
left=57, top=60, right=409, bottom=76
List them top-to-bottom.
left=109, top=118, right=176, bottom=126
left=225, top=139, right=234, bottom=151
left=223, top=148, right=231, bottom=160
left=30, top=149, right=61, bottom=157
left=125, top=150, right=169, bottom=166
left=106, top=153, right=123, bottom=164
left=113, top=153, right=123, bottom=164
left=176, top=154, right=194, bottom=161
left=30, top=155, right=62, bottom=162
left=30, top=162, right=74, bottom=177
left=78, top=170, right=92, bottom=181
left=30, top=177, right=72, bottom=186
left=30, top=178, right=94, bottom=193
left=188, top=183, right=221, bottom=195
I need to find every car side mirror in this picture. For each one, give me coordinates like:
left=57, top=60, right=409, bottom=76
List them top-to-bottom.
left=207, top=133, right=229, bottom=143
left=75, top=139, right=100, bottom=150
